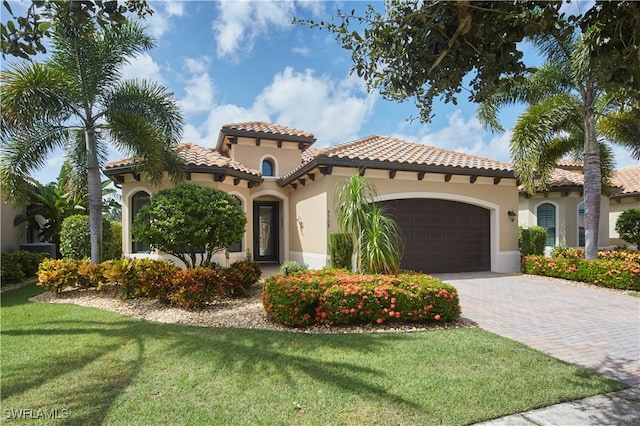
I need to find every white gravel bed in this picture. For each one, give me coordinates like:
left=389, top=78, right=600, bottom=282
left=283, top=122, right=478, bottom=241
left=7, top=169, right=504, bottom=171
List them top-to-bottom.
left=28, top=281, right=475, bottom=334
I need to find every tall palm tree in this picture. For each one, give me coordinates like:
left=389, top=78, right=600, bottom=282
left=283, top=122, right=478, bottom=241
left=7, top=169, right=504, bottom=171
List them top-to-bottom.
left=1, top=22, right=184, bottom=263
left=478, top=25, right=640, bottom=260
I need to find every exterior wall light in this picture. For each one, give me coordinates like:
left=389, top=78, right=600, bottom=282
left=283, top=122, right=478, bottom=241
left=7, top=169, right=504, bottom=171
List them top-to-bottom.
left=507, top=210, right=517, bottom=222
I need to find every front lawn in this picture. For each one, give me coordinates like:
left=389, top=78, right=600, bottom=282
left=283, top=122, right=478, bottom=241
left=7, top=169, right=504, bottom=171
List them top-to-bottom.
left=1, top=284, right=625, bottom=425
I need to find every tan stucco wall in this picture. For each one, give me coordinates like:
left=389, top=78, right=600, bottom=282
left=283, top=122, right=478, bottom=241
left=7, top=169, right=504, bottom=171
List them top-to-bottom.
left=228, top=137, right=304, bottom=177
left=287, top=167, right=521, bottom=272
left=518, top=191, right=610, bottom=249
left=609, top=196, right=640, bottom=248
left=1, top=198, right=26, bottom=252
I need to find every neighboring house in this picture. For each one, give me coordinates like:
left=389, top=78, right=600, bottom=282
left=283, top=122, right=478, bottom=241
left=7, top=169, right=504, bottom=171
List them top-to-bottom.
left=105, top=122, right=521, bottom=273
left=517, top=160, right=640, bottom=252
left=609, top=165, right=640, bottom=248
left=1, top=195, right=26, bottom=252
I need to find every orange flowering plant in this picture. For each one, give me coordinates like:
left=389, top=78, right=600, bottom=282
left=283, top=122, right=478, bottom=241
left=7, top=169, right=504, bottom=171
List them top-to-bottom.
left=262, top=269, right=461, bottom=327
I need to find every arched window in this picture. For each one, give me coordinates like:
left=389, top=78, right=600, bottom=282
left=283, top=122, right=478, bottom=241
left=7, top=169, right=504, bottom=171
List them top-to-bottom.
left=261, top=158, right=274, bottom=177
left=131, top=191, right=150, bottom=253
left=227, top=196, right=243, bottom=253
left=578, top=202, right=585, bottom=247
left=537, top=203, right=556, bottom=246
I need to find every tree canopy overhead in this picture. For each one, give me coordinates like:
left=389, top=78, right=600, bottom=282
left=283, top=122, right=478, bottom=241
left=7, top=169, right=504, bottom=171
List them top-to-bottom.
left=1, top=0, right=153, bottom=58
left=299, top=0, right=639, bottom=122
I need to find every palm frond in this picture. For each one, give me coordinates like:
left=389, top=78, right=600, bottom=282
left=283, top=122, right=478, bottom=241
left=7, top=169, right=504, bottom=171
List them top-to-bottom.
left=511, top=93, right=582, bottom=193
left=598, top=109, right=640, bottom=160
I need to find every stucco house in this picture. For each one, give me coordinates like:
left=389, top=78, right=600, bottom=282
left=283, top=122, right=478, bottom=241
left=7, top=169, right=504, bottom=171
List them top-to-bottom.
left=105, top=122, right=522, bottom=273
left=517, top=161, right=640, bottom=251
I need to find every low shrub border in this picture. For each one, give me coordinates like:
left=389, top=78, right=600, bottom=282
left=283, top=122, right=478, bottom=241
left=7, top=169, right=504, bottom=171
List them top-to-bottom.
left=522, top=255, right=640, bottom=291
left=37, top=258, right=261, bottom=307
left=262, top=269, right=461, bottom=327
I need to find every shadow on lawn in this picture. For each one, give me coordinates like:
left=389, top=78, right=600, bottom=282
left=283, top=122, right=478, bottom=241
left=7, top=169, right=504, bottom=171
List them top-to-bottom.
left=2, top=286, right=419, bottom=424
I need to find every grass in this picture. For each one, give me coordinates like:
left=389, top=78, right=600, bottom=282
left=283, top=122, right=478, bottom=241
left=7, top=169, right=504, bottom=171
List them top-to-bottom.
left=1, top=284, right=625, bottom=425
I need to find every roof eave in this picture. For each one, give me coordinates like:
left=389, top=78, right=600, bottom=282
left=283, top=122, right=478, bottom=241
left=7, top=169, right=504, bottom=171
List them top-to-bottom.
left=278, top=156, right=515, bottom=187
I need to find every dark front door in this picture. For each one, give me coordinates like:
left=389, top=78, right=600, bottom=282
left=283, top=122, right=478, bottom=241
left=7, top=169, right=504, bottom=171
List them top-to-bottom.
left=253, top=201, right=279, bottom=262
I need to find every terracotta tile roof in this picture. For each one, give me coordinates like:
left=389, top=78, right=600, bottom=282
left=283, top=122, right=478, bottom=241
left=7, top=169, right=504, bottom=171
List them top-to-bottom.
left=221, top=121, right=315, bottom=140
left=315, top=135, right=513, bottom=171
left=105, top=143, right=261, bottom=177
left=555, top=158, right=583, bottom=170
left=612, top=165, right=640, bottom=196
left=548, top=168, right=585, bottom=188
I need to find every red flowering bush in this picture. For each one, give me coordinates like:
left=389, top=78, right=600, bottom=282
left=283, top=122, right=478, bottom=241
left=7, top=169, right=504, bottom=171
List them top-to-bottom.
left=522, top=255, right=640, bottom=290
left=262, top=269, right=461, bottom=327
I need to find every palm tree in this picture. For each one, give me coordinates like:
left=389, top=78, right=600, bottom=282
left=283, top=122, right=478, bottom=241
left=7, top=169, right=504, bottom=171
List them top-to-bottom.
left=1, top=21, right=184, bottom=263
left=477, top=25, right=640, bottom=260
left=335, top=172, right=401, bottom=274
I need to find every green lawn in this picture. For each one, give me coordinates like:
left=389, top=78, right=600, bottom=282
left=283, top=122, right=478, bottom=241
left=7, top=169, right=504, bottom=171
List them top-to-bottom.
left=1, top=284, right=625, bottom=425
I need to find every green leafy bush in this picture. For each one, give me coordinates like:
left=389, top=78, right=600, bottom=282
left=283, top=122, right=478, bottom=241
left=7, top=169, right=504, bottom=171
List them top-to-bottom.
left=131, top=184, right=247, bottom=268
left=615, top=208, right=640, bottom=248
left=59, top=215, right=120, bottom=260
left=518, top=226, right=547, bottom=256
left=328, top=233, right=353, bottom=270
left=0, top=251, right=48, bottom=283
left=522, top=255, right=640, bottom=291
left=223, top=260, right=261, bottom=296
left=279, top=261, right=308, bottom=276
left=262, top=269, right=461, bottom=327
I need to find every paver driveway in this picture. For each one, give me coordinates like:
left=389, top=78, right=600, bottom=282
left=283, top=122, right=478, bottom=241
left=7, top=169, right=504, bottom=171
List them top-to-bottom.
left=434, top=272, right=640, bottom=387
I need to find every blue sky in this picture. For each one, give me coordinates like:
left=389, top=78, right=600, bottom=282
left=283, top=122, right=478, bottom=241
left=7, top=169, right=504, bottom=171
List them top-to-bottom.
left=5, top=0, right=637, bottom=185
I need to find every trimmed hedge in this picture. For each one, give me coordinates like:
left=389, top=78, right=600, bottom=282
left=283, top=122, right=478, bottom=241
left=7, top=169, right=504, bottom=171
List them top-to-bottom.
left=0, top=251, right=48, bottom=284
left=522, top=255, right=640, bottom=291
left=37, top=257, right=262, bottom=307
left=262, top=269, right=461, bottom=327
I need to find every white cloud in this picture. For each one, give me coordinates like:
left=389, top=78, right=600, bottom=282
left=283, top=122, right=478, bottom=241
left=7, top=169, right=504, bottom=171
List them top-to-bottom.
left=145, top=0, right=185, bottom=38
left=213, top=0, right=294, bottom=58
left=119, top=53, right=165, bottom=84
left=183, top=56, right=212, bottom=74
left=182, top=66, right=376, bottom=149
left=252, top=67, right=376, bottom=145
left=178, top=73, right=216, bottom=115
left=392, top=110, right=514, bottom=163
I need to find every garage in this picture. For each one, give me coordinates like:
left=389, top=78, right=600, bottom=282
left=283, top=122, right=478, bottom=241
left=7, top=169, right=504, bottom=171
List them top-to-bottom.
left=381, top=198, right=491, bottom=273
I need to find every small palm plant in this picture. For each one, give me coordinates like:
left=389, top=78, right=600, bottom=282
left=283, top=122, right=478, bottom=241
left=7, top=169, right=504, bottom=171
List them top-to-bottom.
left=334, top=172, right=401, bottom=274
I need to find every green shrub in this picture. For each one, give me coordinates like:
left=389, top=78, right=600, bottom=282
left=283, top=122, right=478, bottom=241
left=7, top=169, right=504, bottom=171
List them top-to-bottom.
left=132, top=184, right=247, bottom=268
left=615, top=208, right=640, bottom=248
left=59, top=215, right=118, bottom=260
left=105, top=221, right=122, bottom=260
left=519, top=226, right=547, bottom=256
left=328, top=233, right=353, bottom=270
left=0, top=251, right=48, bottom=283
left=522, top=255, right=640, bottom=291
left=1, top=256, right=25, bottom=284
left=222, top=260, right=262, bottom=296
left=279, top=261, right=308, bottom=276
left=262, top=269, right=461, bottom=327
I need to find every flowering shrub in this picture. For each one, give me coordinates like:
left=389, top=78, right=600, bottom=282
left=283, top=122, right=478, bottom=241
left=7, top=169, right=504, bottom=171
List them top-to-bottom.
left=522, top=255, right=640, bottom=291
left=262, top=269, right=461, bottom=327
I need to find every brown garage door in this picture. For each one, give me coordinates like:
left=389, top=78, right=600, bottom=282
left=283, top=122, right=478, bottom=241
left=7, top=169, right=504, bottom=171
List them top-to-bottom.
left=381, top=199, right=490, bottom=273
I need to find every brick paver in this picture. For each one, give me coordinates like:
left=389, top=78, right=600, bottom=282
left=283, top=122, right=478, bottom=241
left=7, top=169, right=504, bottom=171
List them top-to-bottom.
left=435, top=272, right=640, bottom=387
